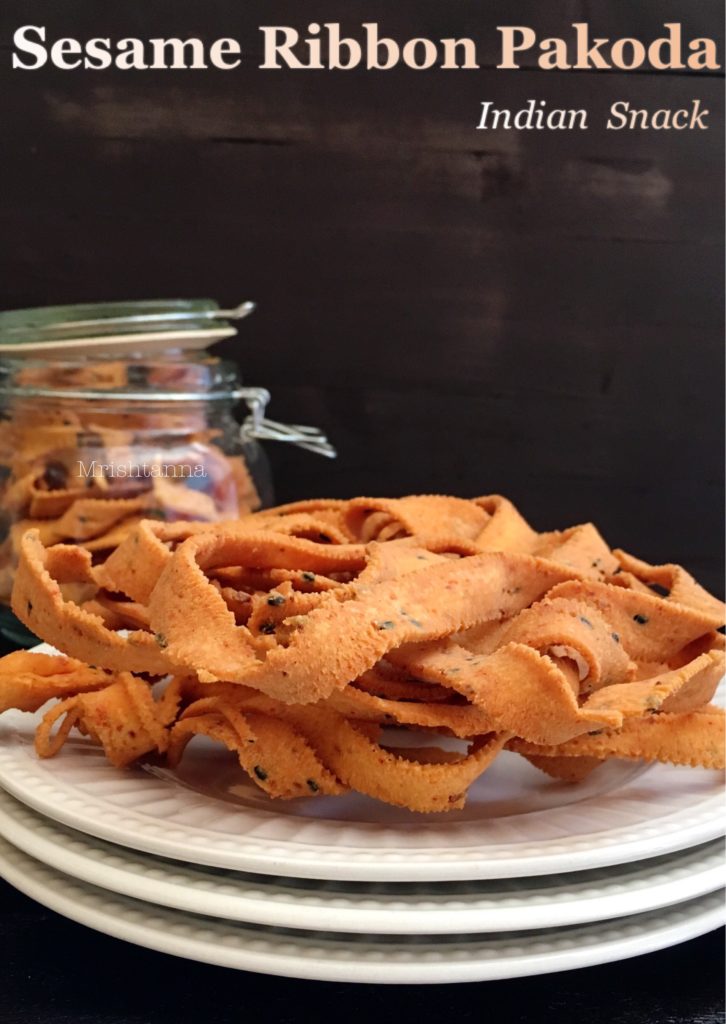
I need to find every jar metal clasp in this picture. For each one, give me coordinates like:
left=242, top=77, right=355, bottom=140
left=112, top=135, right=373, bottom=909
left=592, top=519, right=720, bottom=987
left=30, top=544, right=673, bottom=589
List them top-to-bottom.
left=236, top=387, right=337, bottom=459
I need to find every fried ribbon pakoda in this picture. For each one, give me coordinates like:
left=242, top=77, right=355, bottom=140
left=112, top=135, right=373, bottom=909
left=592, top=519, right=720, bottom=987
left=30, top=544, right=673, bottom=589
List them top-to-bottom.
left=1, top=493, right=722, bottom=812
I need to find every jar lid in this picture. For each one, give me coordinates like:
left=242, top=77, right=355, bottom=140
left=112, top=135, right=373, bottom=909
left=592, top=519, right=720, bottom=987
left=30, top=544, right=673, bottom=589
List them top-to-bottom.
left=0, top=299, right=255, bottom=356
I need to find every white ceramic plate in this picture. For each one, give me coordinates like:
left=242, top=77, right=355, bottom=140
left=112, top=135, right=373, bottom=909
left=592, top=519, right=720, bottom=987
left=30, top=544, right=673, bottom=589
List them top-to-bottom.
left=1, top=644, right=722, bottom=882
left=0, top=699, right=723, bottom=881
left=0, top=787, right=722, bottom=934
left=0, top=836, right=723, bottom=984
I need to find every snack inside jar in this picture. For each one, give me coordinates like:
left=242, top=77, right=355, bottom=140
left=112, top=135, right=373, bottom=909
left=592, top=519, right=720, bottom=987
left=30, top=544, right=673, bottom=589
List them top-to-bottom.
left=0, top=299, right=334, bottom=640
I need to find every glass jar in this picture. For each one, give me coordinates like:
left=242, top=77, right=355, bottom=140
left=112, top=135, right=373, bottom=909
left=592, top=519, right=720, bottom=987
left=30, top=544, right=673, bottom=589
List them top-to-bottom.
left=0, top=299, right=334, bottom=634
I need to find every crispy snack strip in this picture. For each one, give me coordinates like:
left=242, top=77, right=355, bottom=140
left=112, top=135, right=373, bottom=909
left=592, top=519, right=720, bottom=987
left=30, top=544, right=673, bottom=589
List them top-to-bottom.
left=150, top=478, right=220, bottom=521
left=28, top=482, right=115, bottom=519
left=2, top=492, right=723, bottom=813
left=341, top=495, right=622, bottom=580
left=344, top=495, right=490, bottom=547
left=471, top=495, right=541, bottom=552
left=50, top=496, right=153, bottom=541
left=473, top=496, right=621, bottom=582
left=252, top=499, right=354, bottom=538
left=254, top=499, right=350, bottom=518
left=247, top=504, right=357, bottom=548
left=246, top=511, right=353, bottom=546
left=77, top=516, right=148, bottom=554
left=98, top=516, right=370, bottom=606
left=95, top=519, right=213, bottom=603
left=534, top=524, right=620, bottom=580
left=146, top=530, right=430, bottom=673
left=12, top=531, right=174, bottom=675
left=206, top=532, right=425, bottom=605
left=150, top=541, right=574, bottom=701
left=612, top=549, right=726, bottom=619
left=211, top=566, right=344, bottom=595
left=542, top=580, right=724, bottom=659
left=387, top=585, right=723, bottom=743
left=80, top=595, right=151, bottom=631
left=452, top=596, right=636, bottom=689
left=290, top=639, right=720, bottom=748
left=389, top=641, right=621, bottom=744
left=0, top=650, right=112, bottom=714
left=581, top=650, right=724, bottom=716
left=354, top=666, right=454, bottom=703
left=35, top=674, right=183, bottom=767
left=325, top=684, right=495, bottom=738
left=171, top=686, right=508, bottom=812
left=168, top=697, right=345, bottom=799
left=280, top=707, right=509, bottom=812
left=508, top=707, right=726, bottom=770
left=520, top=754, right=603, bottom=783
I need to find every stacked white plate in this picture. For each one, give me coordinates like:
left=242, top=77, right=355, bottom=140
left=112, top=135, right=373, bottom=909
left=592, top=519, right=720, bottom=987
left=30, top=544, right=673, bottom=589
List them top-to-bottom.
left=0, top=648, right=723, bottom=983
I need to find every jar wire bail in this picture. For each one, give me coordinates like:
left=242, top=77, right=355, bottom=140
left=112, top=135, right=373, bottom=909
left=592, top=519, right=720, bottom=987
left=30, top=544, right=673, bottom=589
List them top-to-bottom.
left=237, top=387, right=337, bottom=459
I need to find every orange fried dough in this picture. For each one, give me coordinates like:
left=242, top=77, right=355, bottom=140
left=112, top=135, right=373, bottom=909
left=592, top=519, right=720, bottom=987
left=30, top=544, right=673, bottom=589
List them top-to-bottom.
left=0, top=492, right=722, bottom=812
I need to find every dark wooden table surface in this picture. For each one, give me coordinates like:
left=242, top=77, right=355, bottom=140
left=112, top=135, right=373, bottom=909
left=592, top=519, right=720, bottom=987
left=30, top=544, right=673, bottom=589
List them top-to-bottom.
left=0, top=1, right=723, bottom=1019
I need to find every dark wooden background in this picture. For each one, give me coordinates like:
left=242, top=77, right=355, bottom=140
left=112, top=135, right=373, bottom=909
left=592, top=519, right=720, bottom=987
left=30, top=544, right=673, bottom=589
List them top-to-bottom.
left=0, top=0, right=722, bottom=600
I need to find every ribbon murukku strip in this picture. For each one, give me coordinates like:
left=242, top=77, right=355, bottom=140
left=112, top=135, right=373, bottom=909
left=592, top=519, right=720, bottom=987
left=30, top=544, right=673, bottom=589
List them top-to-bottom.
left=25, top=470, right=150, bottom=519
left=150, top=478, right=221, bottom=522
left=28, top=484, right=95, bottom=520
left=344, top=495, right=490, bottom=549
left=471, top=495, right=540, bottom=553
left=44, top=496, right=155, bottom=543
left=473, top=497, right=621, bottom=580
left=253, top=498, right=349, bottom=515
left=252, top=499, right=357, bottom=542
left=254, top=499, right=351, bottom=518
left=246, top=511, right=353, bottom=546
left=75, top=516, right=145, bottom=554
left=94, top=519, right=214, bottom=603
left=534, top=523, right=621, bottom=580
left=145, top=529, right=437, bottom=644
left=147, top=530, right=392, bottom=681
left=12, top=531, right=173, bottom=674
left=150, top=540, right=575, bottom=700
left=612, top=549, right=726, bottom=619
left=241, top=550, right=572, bottom=701
left=210, top=566, right=345, bottom=594
left=388, top=579, right=723, bottom=743
left=542, top=580, right=725, bottom=660
left=244, top=583, right=331, bottom=635
left=80, top=595, right=152, bottom=631
left=450, top=596, right=636, bottom=691
left=389, top=641, right=621, bottom=745
left=581, top=649, right=724, bottom=717
left=0, top=650, right=113, bottom=714
left=354, top=666, right=454, bottom=703
left=34, top=672, right=180, bottom=767
left=167, top=684, right=507, bottom=811
left=325, top=684, right=495, bottom=738
left=33, top=698, right=82, bottom=757
left=168, top=698, right=345, bottom=799
left=279, top=706, right=509, bottom=812
left=508, top=707, right=726, bottom=770
left=520, top=754, right=603, bottom=783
